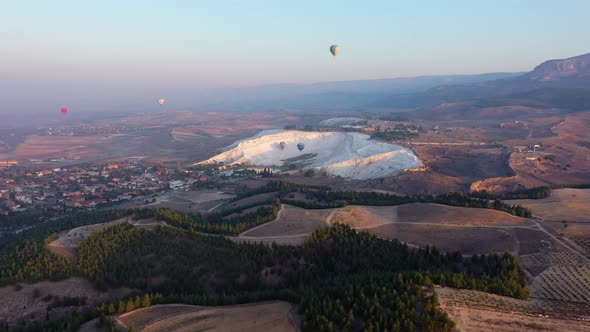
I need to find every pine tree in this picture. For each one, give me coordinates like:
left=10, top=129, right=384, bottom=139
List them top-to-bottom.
left=141, top=294, right=151, bottom=307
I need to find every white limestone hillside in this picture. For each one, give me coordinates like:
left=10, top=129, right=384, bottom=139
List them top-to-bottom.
left=197, top=130, right=421, bottom=180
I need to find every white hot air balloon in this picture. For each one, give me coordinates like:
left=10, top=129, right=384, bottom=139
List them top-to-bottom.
left=329, top=45, right=340, bottom=57
left=158, top=98, right=166, bottom=106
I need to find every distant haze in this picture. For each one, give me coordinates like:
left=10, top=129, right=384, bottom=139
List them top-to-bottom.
left=1, top=1, right=590, bottom=116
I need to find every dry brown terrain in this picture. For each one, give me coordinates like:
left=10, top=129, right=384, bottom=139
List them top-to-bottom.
left=472, top=112, right=590, bottom=193
left=0, top=135, right=114, bottom=160
left=507, top=188, right=590, bottom=222
left=235, top=203, right=534, bottom=252
left=396, top=203, right=531, bottom=226
left=328, top=204, right=534, bottom=255
left=234, top=205, right=330, bottom=245
left=328, top=205, right=397, bottom=228
left=368, top=223, right=517, bottom=255
left=560, top=223, right=590, bottom=255
left=0, top=277, right=130, bottom=327
left=437, top=286, right=590, bottom=331
left=116, top=302, right=298, bottom=332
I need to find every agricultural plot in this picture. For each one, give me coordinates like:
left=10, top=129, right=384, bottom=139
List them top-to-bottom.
left=507, top=189, right=590, bottom=222
left=396, top=203, right=530, bottom=226
left=240, top=205, right=330, bottom=238
left=328, top=205, right=397, bottom=228
left=367, top=223, right=516, bottom=255
left=560, top=223, right=590, bottom=256
left=512, top=228, right=551, bottom=256
left=519, top=236, right=586, bottom=276
left=532, top=266, right=590, bottom=303
left=437, top=286, right=590, bottom=331
left=116, top=302, right=297, bottom=332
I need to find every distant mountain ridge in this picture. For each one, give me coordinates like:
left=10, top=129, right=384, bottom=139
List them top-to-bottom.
left=380, top=52, right=590, bottom=110
left=524, top=53, right=590, bottom=81
left=203, top=72, right=522, bottom=111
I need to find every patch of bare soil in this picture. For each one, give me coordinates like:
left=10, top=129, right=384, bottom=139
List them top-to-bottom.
left=473, top=112, right=590, bottom=193
left=0, top=135, right=114, bottom=160
left=417, top=146, right=514, bottom=182
left=368, top=170, right=468, bottom=195
left=507, top=189, right=590, bottom=222
left=396, top=203, right=531, bottom=226
left=240, top=205, right=329, bottom=238
left=329, top=206, right=397, bottom=228
left=367, top=223, right=516, bottom=255
left=0, top=277, right=131, bottom=327
left=437, top=286, right=590, bottom=331
left=116, top=302, right=298, bottom=332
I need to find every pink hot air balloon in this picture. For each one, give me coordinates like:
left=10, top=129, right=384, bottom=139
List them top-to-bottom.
left=61, top=107, right=68, bottom=115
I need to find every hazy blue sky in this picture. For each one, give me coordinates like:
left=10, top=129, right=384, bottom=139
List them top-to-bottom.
left=1, top=0, right=589, bottom=114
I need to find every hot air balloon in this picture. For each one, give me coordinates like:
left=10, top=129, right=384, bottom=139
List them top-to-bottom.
left=329, top=45, right=340, bottom=57
left=158, top=98, right=166, bottom=106
left=60, top=107, right=68, bottom=115
left=279, top=142, right=286, bottom=150
left=297, top=143, right=305, bottom=152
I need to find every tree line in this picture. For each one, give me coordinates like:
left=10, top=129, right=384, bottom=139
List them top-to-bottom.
left=69, top=223, right=527, bottom=331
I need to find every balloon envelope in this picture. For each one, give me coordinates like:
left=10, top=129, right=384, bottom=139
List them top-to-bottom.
left=329, top=45, right=340, bottom=57
left=158, top=98, right=166, bottom=106
left=60, top=107, right=68, bottom=115
left=279, top=142, right=286, bottom=150
left=297, top=143, right=305, bottom=151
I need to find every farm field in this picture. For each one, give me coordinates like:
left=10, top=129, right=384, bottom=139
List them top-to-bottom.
left=0, top=135, right=114, bottom=160
left=507, top=189, right=590, bottom=222
left=233, top=203, right=535, bottom=254
left=328, top=203, right=531, bottom=229
left=396, top=203, right=531, bottom=226
left=239, top=205, right=330, bottom=238
left=328, top=205, right=397, bottom=228
left=367, top=223, right=516, bottom=255
left=560, top=223, right=590, bottom=255
left=437, top=286, right=590, bottom=331
left=116, top=302, right=297, bottom=332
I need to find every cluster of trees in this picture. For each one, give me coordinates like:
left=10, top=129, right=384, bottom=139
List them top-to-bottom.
left=370, top=125, right=422, bottom=141
left=258, top=168, right=274, bottom=178
left=0, top=179, right=536, bottom=331
left=277, top=185, right=532, bottom=217
left=474, top=187, right=552, bottom=200
left=134, top=198, right=281, bottom=235
left=0, top=199, right=284, bottom=287
left=0, top=209, right=134, bottom=252
left=69, top=223, right=527, bottom=331
left=0, top=240, right=72, bottom=285
left=300, top=273, right=454, bottom=332
left=47, top=296, right=87, bottom=310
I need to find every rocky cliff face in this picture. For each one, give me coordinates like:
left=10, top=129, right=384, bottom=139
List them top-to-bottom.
left=525, top=53, right=590, bottom=81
